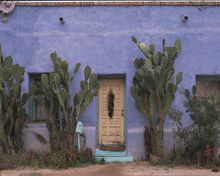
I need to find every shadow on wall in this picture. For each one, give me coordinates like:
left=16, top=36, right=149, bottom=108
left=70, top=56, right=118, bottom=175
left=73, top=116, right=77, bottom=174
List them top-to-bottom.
left=23, top=123, right=50, bottom=152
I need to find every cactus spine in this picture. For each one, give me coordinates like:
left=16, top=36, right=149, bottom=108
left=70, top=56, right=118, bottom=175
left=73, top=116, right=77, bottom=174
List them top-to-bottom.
left=131, top=37, right=182, bottom=159
left=0, top=45, right=28, bottom=154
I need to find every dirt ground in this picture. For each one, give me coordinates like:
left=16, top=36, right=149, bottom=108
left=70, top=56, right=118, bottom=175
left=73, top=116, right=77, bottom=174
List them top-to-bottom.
left=1, top=162, right=219, bottom=176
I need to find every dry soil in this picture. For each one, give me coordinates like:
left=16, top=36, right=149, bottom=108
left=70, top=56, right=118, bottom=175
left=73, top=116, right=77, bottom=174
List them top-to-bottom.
left=1, top=161, right=220, bottom=176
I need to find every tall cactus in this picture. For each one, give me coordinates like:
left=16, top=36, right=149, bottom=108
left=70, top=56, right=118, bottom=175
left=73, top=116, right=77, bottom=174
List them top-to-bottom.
left=131, top=37, right=182, bottom=159
left=0, top=45, right=28, bottom=154
left=31, top=52, right=99, bottom=158
left=49, top=52, right=99, bottom=159
left=29, top=72, right=63, bottom=151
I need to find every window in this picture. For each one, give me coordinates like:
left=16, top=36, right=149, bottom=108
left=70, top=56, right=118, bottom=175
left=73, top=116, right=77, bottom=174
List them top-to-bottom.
left=29, top=73, right=48, bottom=122
left=196, top=75, right=220, bottom=99
left=196, top=75, right=220, bottom=114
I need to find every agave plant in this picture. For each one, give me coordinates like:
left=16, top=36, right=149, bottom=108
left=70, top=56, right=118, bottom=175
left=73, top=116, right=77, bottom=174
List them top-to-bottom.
left=131, top=37, right=183, bottom=159
left=0, top=45, right=28, bottom=154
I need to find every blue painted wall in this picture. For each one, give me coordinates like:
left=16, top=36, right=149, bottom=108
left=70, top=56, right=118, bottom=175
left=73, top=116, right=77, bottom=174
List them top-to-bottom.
left=1, top=6, right=220, bottom=159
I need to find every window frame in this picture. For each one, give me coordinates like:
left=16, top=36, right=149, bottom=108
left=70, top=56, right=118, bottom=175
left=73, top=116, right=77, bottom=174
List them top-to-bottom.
left=28, top=73, right=49, bottom=123
left=195, top=74, right=220, bottom=99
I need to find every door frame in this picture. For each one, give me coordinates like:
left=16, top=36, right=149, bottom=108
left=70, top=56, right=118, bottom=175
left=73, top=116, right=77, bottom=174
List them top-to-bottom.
left=96, top=74, right=127, bottom=150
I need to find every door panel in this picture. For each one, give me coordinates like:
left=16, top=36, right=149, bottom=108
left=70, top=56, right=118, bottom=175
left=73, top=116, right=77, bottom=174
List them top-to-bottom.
left=98, top=79, right=124, bottom=147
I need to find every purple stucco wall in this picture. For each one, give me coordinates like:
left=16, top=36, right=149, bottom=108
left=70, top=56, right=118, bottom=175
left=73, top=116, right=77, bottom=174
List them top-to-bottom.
left=1, top=5, right=220, bottom=159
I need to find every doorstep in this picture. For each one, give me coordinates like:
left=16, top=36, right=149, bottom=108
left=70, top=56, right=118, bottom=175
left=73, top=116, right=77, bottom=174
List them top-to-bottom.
left=95, top=149, right=134, bottom=163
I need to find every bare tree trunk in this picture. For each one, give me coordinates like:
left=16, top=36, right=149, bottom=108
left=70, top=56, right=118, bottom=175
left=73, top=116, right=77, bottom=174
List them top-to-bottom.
left=47, top=112, right=60, bottom=151
left=0, top=122, right=9, bottom=153
left=145, top=125, right=163, bottom=161
left=144, top=126, right=151, bottom=160
left=66, top=132, right=76, bottom=160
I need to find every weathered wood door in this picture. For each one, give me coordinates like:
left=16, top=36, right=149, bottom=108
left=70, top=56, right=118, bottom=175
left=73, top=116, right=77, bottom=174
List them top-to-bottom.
left=98, top=78, right=125, bottom=148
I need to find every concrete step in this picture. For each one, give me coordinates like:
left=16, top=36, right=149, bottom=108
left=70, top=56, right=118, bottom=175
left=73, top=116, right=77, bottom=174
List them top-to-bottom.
left=95, top=149, right=127, bottom=157
left=95, top=149, right=133, bottom=162
left=96, top=156, right=133, bottom=163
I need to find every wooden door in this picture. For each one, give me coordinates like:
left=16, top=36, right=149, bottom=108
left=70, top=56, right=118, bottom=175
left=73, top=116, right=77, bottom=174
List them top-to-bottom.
left=98, top=78, right=125, bottom=148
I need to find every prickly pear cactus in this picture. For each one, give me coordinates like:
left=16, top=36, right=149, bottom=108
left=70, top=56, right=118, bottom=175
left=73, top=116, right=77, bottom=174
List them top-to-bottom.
left=131, top=37, right=183, bottom=159
left=0, top=45, right=28, bottom=154
left=30, top=51, right=99, bottom=156
left=50, top=52, right=99, bottom=158
left=29, top=53, right=72, bottom=151
left=73, top=65, right=100, bottom=122
left=29, top=72, right=63, bottom=151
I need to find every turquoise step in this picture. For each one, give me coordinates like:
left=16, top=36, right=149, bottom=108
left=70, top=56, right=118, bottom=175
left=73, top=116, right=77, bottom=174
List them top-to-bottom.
left=95, top=149, right=127, bottom=157
left=95, top=149, right=133, bottom=163
left=96, top=156, right=134, bottom=163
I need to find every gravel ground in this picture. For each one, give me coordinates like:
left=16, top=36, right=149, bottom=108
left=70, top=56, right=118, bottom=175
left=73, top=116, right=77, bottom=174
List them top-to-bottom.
left=1, top=162, right=220, bottom=176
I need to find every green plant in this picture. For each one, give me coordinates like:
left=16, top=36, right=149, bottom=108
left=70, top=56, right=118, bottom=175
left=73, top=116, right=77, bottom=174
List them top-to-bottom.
left=131, top=37, right=182, bottom=159
left=0, top=45, right=28, bottom=154
left=30, top=52, right=100, bottom=159
left=49, top=52, right=99, bottom=159
left=29, top=74, right=64, bottom=151
left=174, top=86, right=220, bottom=165
left=77, top=147, right=94, bottom=163
left=0, top=148, right=97, bottom=169
left=44, top=150, right=69, bottom=168
left=0, top=155, right=16, bottom=170
left=100, top=158, right=105, bottom=164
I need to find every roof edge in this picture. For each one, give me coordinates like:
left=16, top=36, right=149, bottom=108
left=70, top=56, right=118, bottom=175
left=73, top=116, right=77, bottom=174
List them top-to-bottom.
left=15, top=1, right=220, bottom=7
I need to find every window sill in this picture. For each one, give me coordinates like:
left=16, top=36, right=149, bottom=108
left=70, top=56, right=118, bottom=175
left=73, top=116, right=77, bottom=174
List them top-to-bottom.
left=28, top=120, right=47, bottom=123
left=25, top=122, right=47, bottom=129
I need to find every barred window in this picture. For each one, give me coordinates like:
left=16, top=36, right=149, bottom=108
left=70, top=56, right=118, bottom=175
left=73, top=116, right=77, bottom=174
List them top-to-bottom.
left=29, top=73, right=48, bottom=122
left=196, top=75, right=220, bottom=99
